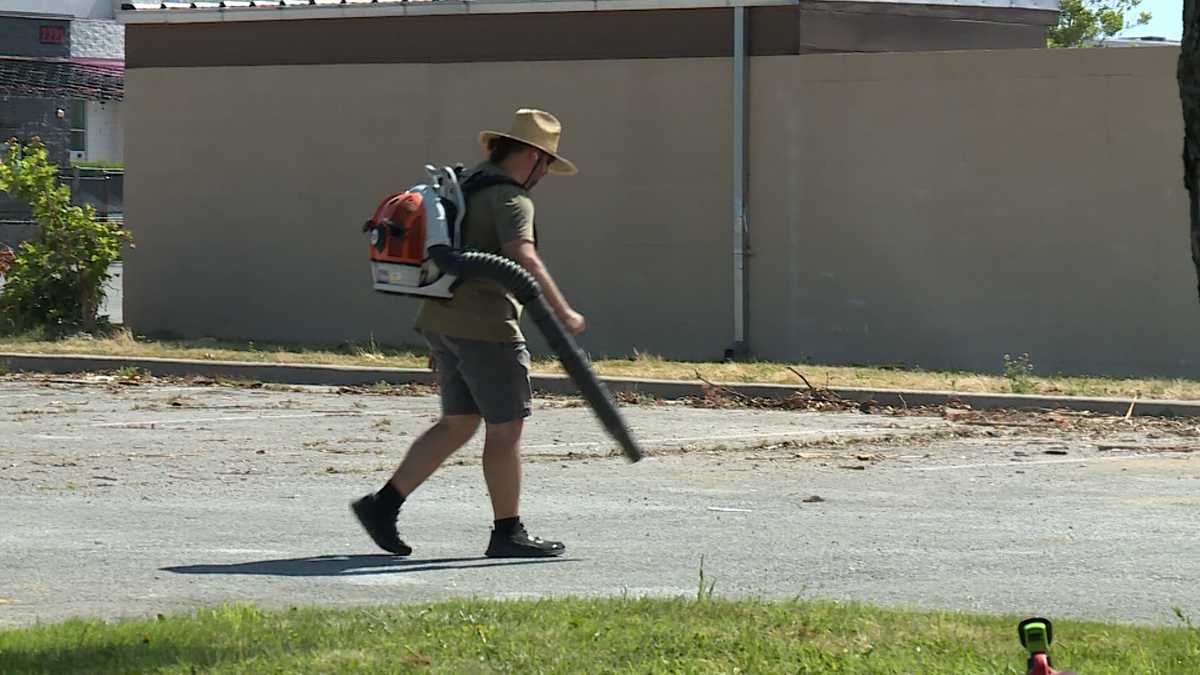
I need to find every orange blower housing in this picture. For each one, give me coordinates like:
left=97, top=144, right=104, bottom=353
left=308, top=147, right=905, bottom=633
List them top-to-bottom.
left=362, top=166, right=465, bottom=298
left=368, top=190, right=426, bottom=267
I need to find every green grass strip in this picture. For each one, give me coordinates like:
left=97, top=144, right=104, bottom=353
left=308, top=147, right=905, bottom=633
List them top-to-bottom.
left=2, top=598, right=1197, bottom=674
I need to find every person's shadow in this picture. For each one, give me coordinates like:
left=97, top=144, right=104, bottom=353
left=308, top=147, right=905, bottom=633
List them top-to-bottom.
left=161, top=554, right=572, bottom=577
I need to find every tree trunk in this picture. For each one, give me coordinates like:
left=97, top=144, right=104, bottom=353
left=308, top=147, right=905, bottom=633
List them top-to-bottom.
left=1180, top=0, right=1200, bottom=301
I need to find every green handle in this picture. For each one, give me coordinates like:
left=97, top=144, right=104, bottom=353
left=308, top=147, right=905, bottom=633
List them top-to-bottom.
left=1018, top=617, right=1052, bottom=654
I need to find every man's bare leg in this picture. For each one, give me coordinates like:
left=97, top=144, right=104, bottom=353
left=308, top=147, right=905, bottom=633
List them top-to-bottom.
left=351, top=414, right=480, bottom=555
left=390, top=414, right=481, bottom=496
left=482, top=418, right=565, bottom=558
left=481, top=419, right=523, bottom=520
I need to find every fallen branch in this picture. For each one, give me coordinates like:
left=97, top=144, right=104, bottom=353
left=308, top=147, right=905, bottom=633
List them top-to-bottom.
left=787, top=366, right=818, bottom=392
left=787, top=367, right=847, bottom=404
left=694, top=370, right=752, bottom=403
left=1124, top=393, right=1139, bottom=421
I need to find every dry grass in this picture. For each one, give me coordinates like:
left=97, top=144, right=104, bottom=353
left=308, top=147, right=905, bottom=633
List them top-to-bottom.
left=0, top=329, right=429, bottom=368
left=2, top=329, right=1198, bottom=401
left=547, top=351, right=1200, bottom=401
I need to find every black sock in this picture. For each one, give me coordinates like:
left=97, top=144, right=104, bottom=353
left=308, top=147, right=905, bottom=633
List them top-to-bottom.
left=374, top=482, right=405, bottom=512
left=494, top=516, right=520, bottom=534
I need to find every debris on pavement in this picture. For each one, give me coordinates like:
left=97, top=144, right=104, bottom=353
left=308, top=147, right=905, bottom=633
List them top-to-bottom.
left=690, top=368, right=865, bottom=414
left=6, top=370, right=1200, bottom=451
left=335, top=382, right=438, bottom=397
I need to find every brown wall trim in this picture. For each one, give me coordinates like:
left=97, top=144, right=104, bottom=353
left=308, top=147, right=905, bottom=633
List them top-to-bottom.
left=805, top=2, right=1058, bottom=26
left=126, top=5, right=1047, bottom=68
left=128, top=9, right=785, bottom=68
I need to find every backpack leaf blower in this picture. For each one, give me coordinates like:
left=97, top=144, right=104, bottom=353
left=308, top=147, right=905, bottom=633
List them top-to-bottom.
left=363, top=164, right=644, bottom=463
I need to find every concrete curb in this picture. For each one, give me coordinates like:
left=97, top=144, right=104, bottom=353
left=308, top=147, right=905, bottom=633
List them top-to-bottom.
left=4, top=351, right=1200, bottom=418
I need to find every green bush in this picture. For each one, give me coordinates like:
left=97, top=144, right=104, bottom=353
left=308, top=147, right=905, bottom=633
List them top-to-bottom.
left=0, top=137, right=132, bottom=334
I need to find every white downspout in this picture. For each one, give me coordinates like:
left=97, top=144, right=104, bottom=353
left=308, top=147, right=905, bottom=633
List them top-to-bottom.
left=730, top=5, right=749, bottom=360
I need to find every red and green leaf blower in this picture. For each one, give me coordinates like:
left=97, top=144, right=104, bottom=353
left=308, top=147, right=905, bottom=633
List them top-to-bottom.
left=362, top=164, right=644, bottom=463
left=1019, top=617, right=1076, bottom=675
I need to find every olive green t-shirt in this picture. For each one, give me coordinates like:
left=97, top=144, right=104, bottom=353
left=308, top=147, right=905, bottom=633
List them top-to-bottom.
left=413, top=162, right=536, bottom=343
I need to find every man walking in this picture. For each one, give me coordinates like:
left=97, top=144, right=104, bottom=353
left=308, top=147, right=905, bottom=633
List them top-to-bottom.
left=352, top=109, right=585, bottom=558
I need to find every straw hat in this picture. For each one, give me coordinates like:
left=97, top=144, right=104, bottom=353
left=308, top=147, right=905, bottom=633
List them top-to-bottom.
left=479, top=108, right=578, bottom=176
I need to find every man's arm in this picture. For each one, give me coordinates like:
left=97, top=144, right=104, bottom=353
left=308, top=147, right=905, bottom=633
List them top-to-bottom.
left=501, top=239, right=585, bottom=335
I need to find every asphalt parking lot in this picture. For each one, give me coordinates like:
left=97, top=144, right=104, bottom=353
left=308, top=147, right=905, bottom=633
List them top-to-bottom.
left=2, top=374, right=1198, bottom=629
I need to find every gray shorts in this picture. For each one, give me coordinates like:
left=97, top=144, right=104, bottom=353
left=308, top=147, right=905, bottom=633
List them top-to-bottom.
left=423, top=331, right=533, bottom=425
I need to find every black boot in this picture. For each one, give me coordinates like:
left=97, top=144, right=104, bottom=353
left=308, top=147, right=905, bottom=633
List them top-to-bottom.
left=350, top=493, right=411, bottom=556
left=485, top=519, right=565, bottom=558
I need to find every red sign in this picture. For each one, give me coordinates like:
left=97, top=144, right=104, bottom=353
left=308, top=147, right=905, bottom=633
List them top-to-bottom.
left=39, top=25, right=66, bottom=45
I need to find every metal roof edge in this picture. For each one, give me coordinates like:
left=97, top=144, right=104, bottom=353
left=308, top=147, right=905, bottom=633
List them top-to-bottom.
left=116, top=0, right=1060, bottom=25
left=0, top=10, right=76, bottom=20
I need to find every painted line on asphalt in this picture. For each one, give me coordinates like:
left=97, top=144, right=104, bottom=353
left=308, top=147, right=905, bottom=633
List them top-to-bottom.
left=0, top=385, right=206, bottom=401
left=91, top=411, right=396, bottom=429
left=902, top=452, right=1194, bottom=472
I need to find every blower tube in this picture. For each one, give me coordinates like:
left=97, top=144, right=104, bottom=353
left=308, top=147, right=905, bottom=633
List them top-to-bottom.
left=430, top=247, right=645, bottom=463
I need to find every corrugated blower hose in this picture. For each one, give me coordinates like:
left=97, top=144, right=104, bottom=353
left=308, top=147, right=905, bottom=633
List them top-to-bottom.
left=429, top=246, right=644, bottom=463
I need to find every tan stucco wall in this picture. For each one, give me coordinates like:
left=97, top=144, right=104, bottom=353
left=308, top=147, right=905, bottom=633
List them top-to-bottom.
left=126, top=47, right=1199, bottom=377
left=748, top=47, right=1196, bottom=377
left=123, top=60, right=733, bottom=359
